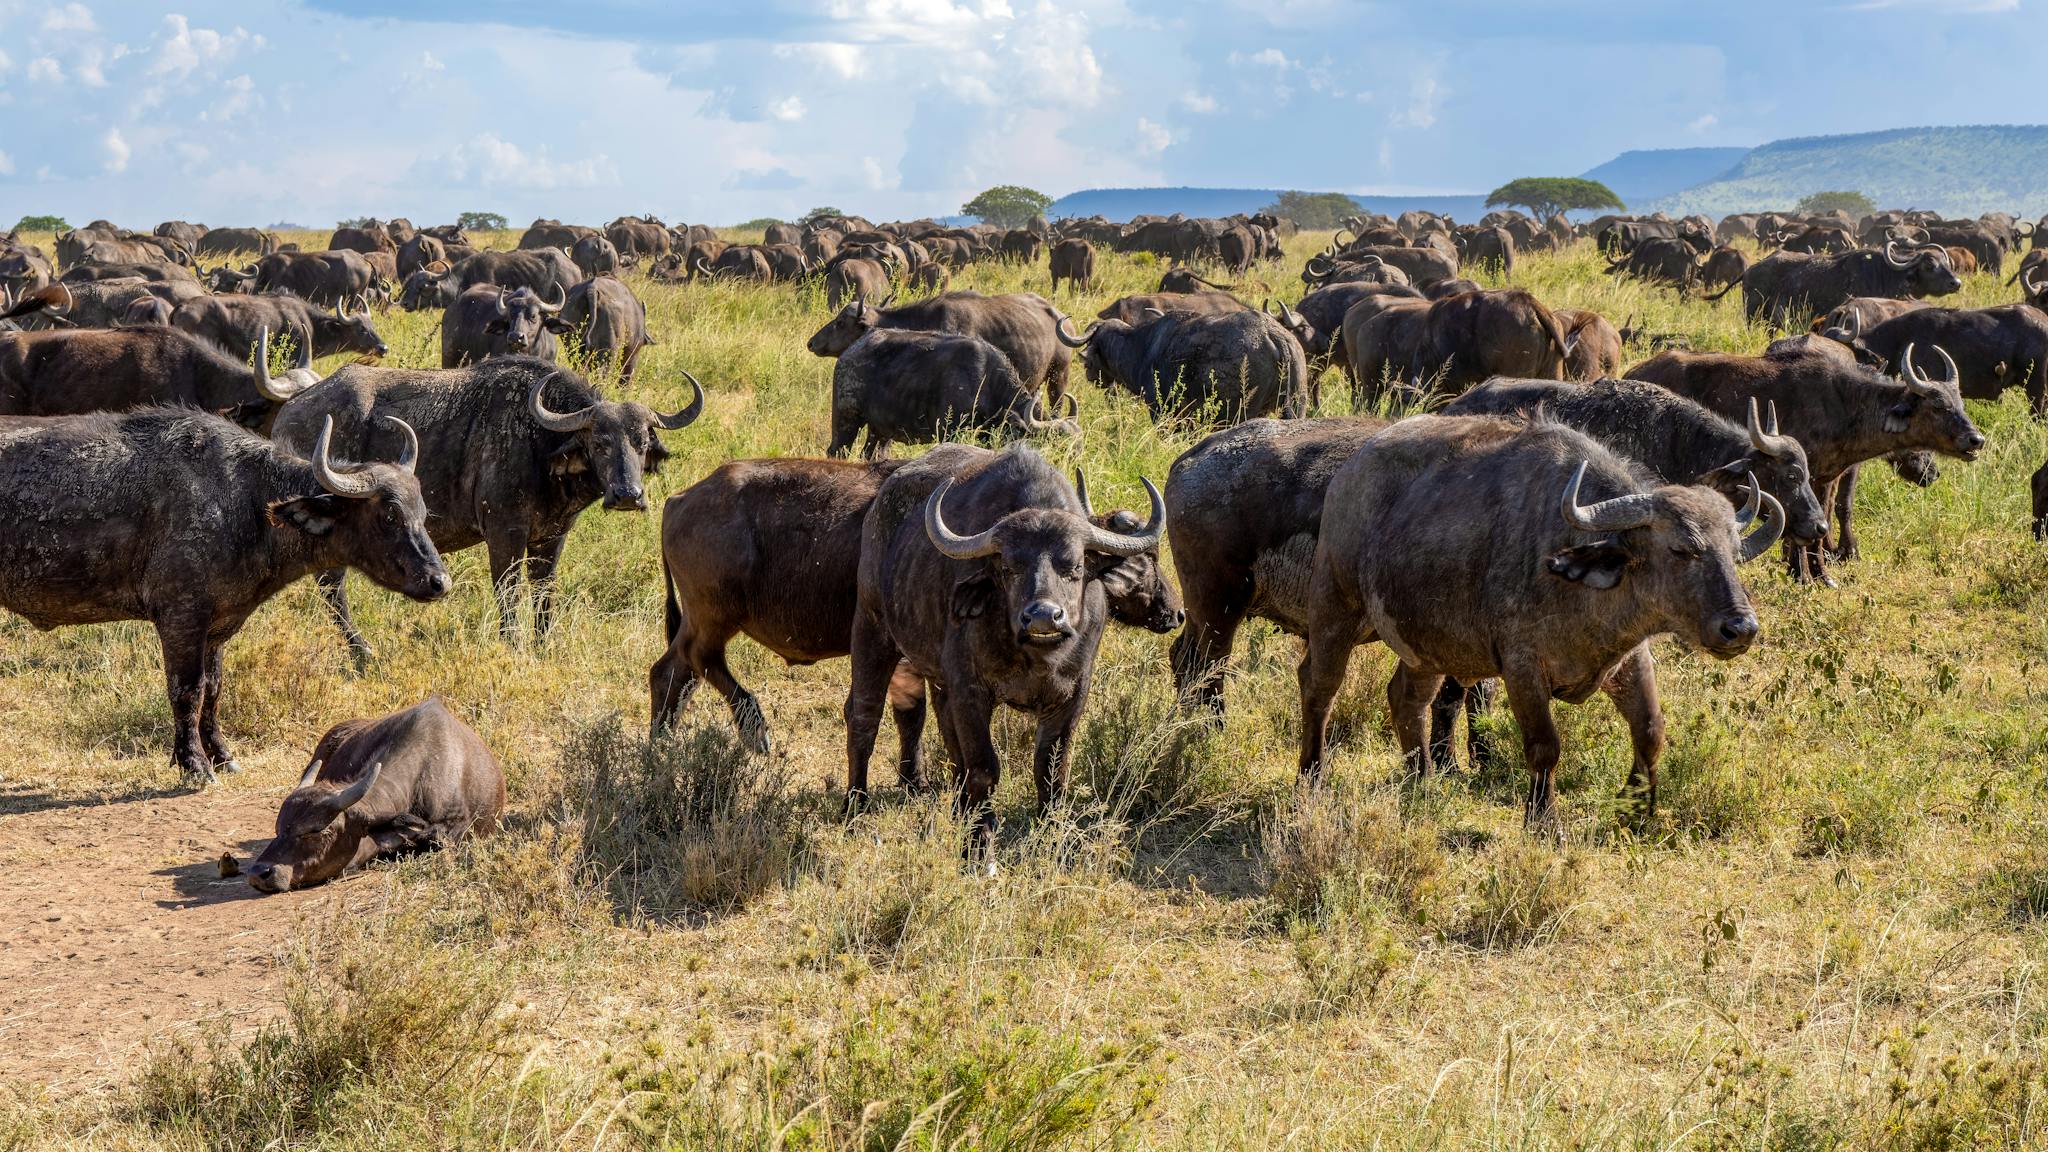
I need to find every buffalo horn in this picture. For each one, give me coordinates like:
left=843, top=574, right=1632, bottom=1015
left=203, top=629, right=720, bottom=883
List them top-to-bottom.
left=1884, top=240, right=1915, bottom=268
left=538, top=282, right=566, bottom=314
left=1054, top=315, right=1094, bottom=347
left=251, top=328, right=309, bottom=402
left=1901, top=343, right=1958, bottom=394
left=655, top=369, right=707, bottom=430
left=528, top=374, right=597, bottom=432
left=1746, top=397, right=1793, bottom=459
left=382, top=415, right=419, bottom=473
left=312, top=416, right=376, bottom=499
left=1560, top=460, right=1657, bottom=533
left=1074, top=469, right=1095, bottom=517
left=1735, top=474, right=1786, bottom=564
left=1080, top=475, right=1165, bottom=557
left=923, top=477, right=1001, bottom=559
left=295, top=758, right=324, bottom=791
left=327, top=762, right=381, bottom=815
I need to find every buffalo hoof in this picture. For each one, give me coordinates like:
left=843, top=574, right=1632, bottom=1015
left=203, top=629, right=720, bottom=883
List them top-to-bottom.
left=181, top=764, right=218, bottom=788
left=842, top=789, right=869, bottom=820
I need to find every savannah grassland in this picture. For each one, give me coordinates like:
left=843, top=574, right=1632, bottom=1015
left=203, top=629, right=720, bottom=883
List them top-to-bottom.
left=4, top=224, right=2048, bottom=1151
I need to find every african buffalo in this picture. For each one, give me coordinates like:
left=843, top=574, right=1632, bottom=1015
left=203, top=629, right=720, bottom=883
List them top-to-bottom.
left=1049, top=239, right=1094, bottom=293
left=1711, top=241, right=1961, bottom=330
left=561, top=275, right=652, bottom=384
left=442, top=284, right=571, bottom=368
left=806, top=291, right=1074, bottom=406
left=172, top=293, right=385, bottom=368
left=1057, top=308, right=1308, bottom=423
left=0, top=325, right=313, bottom=427
left=828, top=329, right=1076, bottom=459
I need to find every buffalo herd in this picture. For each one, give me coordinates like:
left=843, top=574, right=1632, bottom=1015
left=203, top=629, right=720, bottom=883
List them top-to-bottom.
left=0, top=200, right=2044, bottom=880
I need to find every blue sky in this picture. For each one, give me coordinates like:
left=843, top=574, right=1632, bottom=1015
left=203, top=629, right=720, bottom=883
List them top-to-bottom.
left=0, top=0, right=2036, bottom=227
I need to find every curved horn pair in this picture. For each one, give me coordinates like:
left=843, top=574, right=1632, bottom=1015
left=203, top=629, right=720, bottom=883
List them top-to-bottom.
left=537, top=283, right=566, bottom=314
left=1900, top=343, right=1959, bottom=395
left=1746, top=398, right=1795, bottom=459
left=310, top=415, right=416, bottom=498
left=1560, top=460, right=1658, bottom=533
left=925, top=473, right=1164, bottom=560
left=1733, top=474, right=1786, bottom=564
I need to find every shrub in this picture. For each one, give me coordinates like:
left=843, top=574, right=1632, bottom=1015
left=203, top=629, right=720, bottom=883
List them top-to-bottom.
left=1261, top=783, right=1450, bottom=927
left=1461, top=839, right=1588, bottom=949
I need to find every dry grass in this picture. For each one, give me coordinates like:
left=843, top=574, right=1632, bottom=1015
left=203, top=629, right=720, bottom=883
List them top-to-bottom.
left=4, top=225, right=2048, bottom=1148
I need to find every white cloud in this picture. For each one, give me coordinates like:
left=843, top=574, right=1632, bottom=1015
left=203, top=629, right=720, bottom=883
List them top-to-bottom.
left=40, top=4, right=97, bottom=33
left=150, top=14, right=257, bottom=80
left=1234, top=47, right=1293, bottom=70
left=0, top=49, right=13, bottom=76
left=418, top=50, right=444, bottom=72
left=26, top=57, right=63, bottom=84
left=208, top=74, right=259, bottom=121
left=1389, top=74, right=1439, bottom=129
left=1181, top=91, right=1217, bottom=113
left=769, top=95, right=807, bottom=121
left=1687, top=112, right=1719, bottom=133
left=1136, top=117, right=1173, bottom=155
left=102, top=128, right=129, bottom=173
left=434, top=134, right=618, bottom=190
left=0, top=152, right=14, bottom=177
left=861, top=155, right=899, bottom=191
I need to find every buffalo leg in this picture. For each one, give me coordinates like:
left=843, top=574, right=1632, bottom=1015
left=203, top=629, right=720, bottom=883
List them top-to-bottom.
left=2032, top=458, right=2048, bottom=540
left=1830, top=465, right=1861, bottom=562
left=484, top=527, right=532, bottom=642
left=526, top=536, right=568, bottom=639
left=316, top=567, right=375, bottom=665
left=1169, top=601, right=1243, bottom=716
left=842, top=612, right=900, bottom=813
left=155, top=614, right=215, bottom=784
left=1296, top=615, right=1361, bottom=783
left=694, top=637, right=768, bottom=755
left=198, top=640, right=240, bottom=774
left=1600, top=645, right=1665, bottom=824
left=646, top=647, right=701, bottom=736
left=888, top=661, right=930, bottom=791
left=1388, top=663, right=1445, bottom=776
left=1501, top=667, right=1563, bottom=830
left=1032, top=669, right=1090, bottom=811
left=1427, top=679, right=1467, bottom=773
left=944, top=685, right=1003, bottom=864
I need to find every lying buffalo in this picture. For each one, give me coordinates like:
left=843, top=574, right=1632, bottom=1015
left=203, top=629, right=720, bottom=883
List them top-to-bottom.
left=1057, top=308, right=1308, bottom=423
left=828, top=329, right=1076, bottom=459
left=272, top=358, right=705, bottom=655
left=0, top=409, right=446, bottom=782
left=1298, top=415, right=1781, bottom=824
left=847, top=445, right=1166, bottom=860
left=649, top=457, right=1181, bottom=759
left=246, top=698, right=504, bottom=892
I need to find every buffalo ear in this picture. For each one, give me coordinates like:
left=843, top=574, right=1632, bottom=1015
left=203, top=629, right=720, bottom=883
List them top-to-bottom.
left=544, top=318, right=575, bottom=335
left=547, top=441, right=590, bottom=476
left=268, top=494, right=345, bottom=536
left=1545, top=539, right=1633, bottom=590
left=1087, top=552, right=1143, bottom=598
left=950, top=571, right=999, bottom=620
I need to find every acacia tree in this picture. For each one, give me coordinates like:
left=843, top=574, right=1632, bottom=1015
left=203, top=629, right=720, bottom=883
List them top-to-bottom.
left=1485, top=177, right=1624, bottom=221
left=962, top=185, right=1054, bottom=228
left=1258, top=191, right=1360, bottom=229
left=1795, top=191, right=1874, bottom=218
left=458, top=211, right=509, bottom=231
left=12, top=214, right=66, bottom=232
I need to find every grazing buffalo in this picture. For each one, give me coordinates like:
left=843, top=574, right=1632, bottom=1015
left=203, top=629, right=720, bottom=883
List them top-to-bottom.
left=606, top=216, right=671, bottom=262
left=329, top=226, right=397, bottom=255
left=195, top=228, right=280, bottom=257
left=1607, top=237, right=1701, bottom=293
left=1049, top=239, right=1095, bottom=293
left=1711, top=241, right=1961, bottom=330
left=1699, top=246, right=1749, bottom=294
left=1308, top=247, right=1449, bottom=288
left=824, top=258, right=891, bottom=310
left=562, top=275, right=652, bottom=384
left=1, top=279, right=204, bottom=331
left=1294, top=282, right=1421, bottom=373
left=442, top=284, right=571, bottom=368
left=1411, top=289, right=1572, bottom=394
left=806, top=291, right=1074, bottom=406
left=172, top=294, right=385, bottom=368
left=1861, top=305, right=2048, bottom=414
left=1057, top=308, right=1309, bottom=423
left=1554, top=308, right=1622, bottom=380
left=0, top=325, right=313, bottom=427
left=828, top=329, right=1076, bottom=458
left=1628, top=344, right=1983, bottom=580
left=272, top=358, right=704, bottom=654
left=0, top=409, right=446, bottom=781
left=1297, top=415, right=1781, bottom=824
left=845, top=444, right=1165, bottom=859
left=649, top=457, right=1180, bottom=757
left=246, top=698, right=504, bottom=893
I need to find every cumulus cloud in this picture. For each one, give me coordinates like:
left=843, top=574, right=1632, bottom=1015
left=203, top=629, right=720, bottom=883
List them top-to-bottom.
left=40, top=4, right=97, bottom=33
left=150, top=14, right=259, bottom=80
left=27, top=57, right=63, bottom=84
left=1181, top=91, right=1217, bottom=113
left=768, top=95, right=807, bottom=121
left=1687, top=112, right=1719, bottom=133
left=1135, top=117, right=1172, bottom=155
left=102, top=128, right=129, bottom=173
left=434, top=134, right=618, bottom=190
left=0, top=151, right=14, bottom=177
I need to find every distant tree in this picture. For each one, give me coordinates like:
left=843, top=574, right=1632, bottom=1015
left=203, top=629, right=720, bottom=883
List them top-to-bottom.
left=1485, top=177, right=1625, bottom=221
left=961, top=185, right=1054, bottom=229
left=1259, top=191, right=1360, bottom=230
left=1794, top=191, right=1874, bottom=218
left=801, top=206, right=845, bottom=225
left=458, top=211, right=510, bottom=232
left=12, top=214, right=66, bottom=232
left=336, top=216, right=377, bottom=229
left=735, top=217, right=785, bottom=231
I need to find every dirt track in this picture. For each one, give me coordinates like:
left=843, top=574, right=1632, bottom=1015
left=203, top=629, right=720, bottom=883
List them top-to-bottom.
left=0, top=783, right=336, bottom=1090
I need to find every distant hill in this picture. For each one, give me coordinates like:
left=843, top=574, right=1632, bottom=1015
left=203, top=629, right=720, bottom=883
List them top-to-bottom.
left=1649, top=125, right=2048, bottom=217
left=1578, top=148, right=1750, bottom=210
left=1046, top=187, right=1488, bottom=223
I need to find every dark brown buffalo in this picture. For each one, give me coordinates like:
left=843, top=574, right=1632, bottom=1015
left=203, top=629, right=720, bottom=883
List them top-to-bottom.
left=606, top=216, right=671, bottom=262
left=519, top=219, right=599, bottom=251
left=154, top=221, right=208, bottom=250
left=328, top=226, right=397, bottom=255
left=1457, top=226, right=1516, bottom=277
left=196, top=227, right=280, bottom=257
left=397, top=233, right=446, bottom=279
left=570, top=233, right=623, bottom=278
left=1607, top=237, right=1700, bottom=293
left=1049, top=239, right=1094, bottom=293
left=1711, top=241, right=1961, bottom=330
left=1699, top=246, right=1749, bottom=294
left=1309, top=247, right=1446, bottom=288
left=443, top=248, right=580, bottom=299
left=2008, top=249, right=2048, bottom=310
left=253, top=250, right=376, bottom=308
left=824, top=257, right=891, bottom=310
left=62, top=260, right=197, bottom=285
left=562, top=275, right=652, bottom=384
left=0, top=279, right=204, bottom=331
left=1294, top=282, right=1422, bottom=375
left=442, top=284, right=571, bottom=367
left=1403, top=289, right=1571, bottom=395
left=1095, top=290, right=1246, bottom=326
left=806, top=291, right=1074, bottom=406
left=172, top=293, right=386, bottom=367
left=1340, top=296, right=1432, bottom=408
left=1861, top=305, right=2048, bottom=414
left=1057, top=308, right=1308, bottom=423
left=1554, top=308, right=1622, bottom=380
left=0, top=325, right=314, bottom=426
left=828, top=329, right=1075, bottom=459
left=1627, top=344, right=1983, bottom=581
left=271, top=358, right=703, bottom=654
left=0, top=408, right=445, bottom=781
left=1298, top=415, right=1780, bottom=824
left=846, top=444, right=1165, bottom=858
left=648, top=458, right=1179, bottom=758
left=246, top=698, right=504, bottom=892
